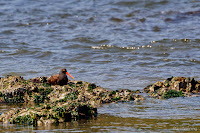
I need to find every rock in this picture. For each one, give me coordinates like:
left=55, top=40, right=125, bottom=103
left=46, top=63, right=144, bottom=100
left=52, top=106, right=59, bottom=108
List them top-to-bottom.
left=0, top=76, right=144, bottom=125
left=31, top=77, right=48, bottom=83
left=144, top=77, right=200, bottom=99
left=130, top=94, right=144, bottom=101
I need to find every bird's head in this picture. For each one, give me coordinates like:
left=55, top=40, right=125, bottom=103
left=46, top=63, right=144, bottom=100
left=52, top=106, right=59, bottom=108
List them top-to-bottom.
left=61, top=68, right=74, bottom=79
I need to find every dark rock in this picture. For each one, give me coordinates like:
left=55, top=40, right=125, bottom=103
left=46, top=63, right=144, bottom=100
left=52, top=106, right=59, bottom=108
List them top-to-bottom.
left=144, top=77, right=200, bottom=99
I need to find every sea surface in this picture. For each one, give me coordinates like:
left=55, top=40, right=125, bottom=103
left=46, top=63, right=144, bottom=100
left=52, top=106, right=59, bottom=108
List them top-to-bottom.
left=1, top=0, right=200, bottom=132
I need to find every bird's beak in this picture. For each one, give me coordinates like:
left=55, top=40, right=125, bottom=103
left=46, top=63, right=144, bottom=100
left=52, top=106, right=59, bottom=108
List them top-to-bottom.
left=66, top=72, right=74, bottom=79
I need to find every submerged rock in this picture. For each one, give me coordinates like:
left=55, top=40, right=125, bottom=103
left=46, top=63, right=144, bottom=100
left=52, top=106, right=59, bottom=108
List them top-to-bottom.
left=0, top=76, right=143, bottom=125
left=144, top=77, right=200, bottom=99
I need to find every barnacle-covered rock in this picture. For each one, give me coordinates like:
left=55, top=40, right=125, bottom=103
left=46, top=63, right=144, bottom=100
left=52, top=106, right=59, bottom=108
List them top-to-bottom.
left=0, top=76, right=144, bottom=125
left=144, top=77, right=200, bottom=99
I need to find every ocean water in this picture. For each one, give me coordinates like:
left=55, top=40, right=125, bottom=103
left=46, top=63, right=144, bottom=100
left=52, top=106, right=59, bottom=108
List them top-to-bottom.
left=1, top=0, right=200, bottom=132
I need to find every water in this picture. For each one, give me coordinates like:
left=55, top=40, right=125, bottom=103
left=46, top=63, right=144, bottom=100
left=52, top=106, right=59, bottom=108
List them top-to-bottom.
left=1, top=0, right=200, bottom=132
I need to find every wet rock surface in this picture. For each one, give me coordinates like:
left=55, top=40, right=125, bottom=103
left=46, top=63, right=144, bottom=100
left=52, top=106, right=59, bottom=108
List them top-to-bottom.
left=0, top=76, right=143, bottom=125
left=3, top=76, right=199, bottom=126
left=144, top=77, right=200, bottom=99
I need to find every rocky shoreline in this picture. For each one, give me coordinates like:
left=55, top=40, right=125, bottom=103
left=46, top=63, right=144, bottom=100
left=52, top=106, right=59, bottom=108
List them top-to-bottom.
left=0, top=75, right=200, bottom=126
left=0, top=76, right=143, bottom=125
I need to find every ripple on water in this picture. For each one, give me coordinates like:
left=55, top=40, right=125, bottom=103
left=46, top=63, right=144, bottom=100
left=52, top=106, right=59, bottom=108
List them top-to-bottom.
left=114, top=1, right=141, bottom=7
left=0, top=30, right=15, bottom=35
left=71, top=37, right=109, bottom=45
left=91, top=44, right=153, bottom=51
left=7, top=48, right=53, bottom=59
left=8, top=49, right=30, bottom=56
left=35, top=51, right=53, bottom=59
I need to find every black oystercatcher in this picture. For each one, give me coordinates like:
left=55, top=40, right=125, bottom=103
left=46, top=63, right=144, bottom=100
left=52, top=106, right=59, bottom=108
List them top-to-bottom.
left=47, top=68, right=74, bottom=85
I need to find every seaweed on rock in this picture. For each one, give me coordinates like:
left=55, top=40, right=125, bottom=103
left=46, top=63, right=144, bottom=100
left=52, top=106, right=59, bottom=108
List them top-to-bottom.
left=0, top=76, right=143, bottom=125
left=144, top=77, right=200, bottom=99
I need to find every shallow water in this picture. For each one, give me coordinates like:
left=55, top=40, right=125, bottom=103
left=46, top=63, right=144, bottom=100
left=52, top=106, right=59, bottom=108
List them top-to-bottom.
left=1, top=0, right=200, bottom=132
left=1, top=97, right=200, bottom=132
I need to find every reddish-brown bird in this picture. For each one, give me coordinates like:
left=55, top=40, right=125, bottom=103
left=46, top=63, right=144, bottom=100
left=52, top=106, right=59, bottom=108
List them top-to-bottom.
left=47, top=68, right=74, bottom=85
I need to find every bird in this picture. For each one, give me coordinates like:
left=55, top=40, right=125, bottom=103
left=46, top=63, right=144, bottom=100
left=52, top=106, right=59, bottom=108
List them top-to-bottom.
left=47, top=68, right=74, bottom=85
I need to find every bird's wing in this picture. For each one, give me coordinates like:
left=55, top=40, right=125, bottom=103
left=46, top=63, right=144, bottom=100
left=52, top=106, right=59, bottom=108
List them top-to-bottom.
left=47, top=74, right=59, bottom=85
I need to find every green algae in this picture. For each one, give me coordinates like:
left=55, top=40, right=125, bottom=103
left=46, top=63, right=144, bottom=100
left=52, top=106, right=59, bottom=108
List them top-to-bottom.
left=88, top=83, right=97, bottom=91
left=111, top=90, right=117, bottom=95
left=163, top=90, right=184, bottom=99
left=58, top=92, right=78, bottom=102
left=34, top=95, right=47, bottom=103
left=112, top=96, right=121, bottom=101
left=53, top=106, right=71, bottom=121
left=11, top=115, right=37, bottom=125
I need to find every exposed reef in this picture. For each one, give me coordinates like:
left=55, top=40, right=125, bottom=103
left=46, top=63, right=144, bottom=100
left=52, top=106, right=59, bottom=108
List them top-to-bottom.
left=2, top=75, right=199, bottom=126
left=0, top=76, right=143, bottom=125
left=144, top=77, right=200, bottom=99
